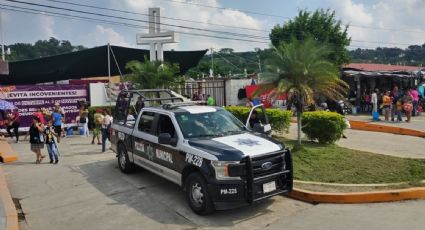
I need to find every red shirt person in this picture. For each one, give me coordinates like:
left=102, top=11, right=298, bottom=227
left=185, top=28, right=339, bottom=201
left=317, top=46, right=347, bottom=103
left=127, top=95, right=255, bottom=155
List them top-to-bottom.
left=32, top=108, right=45, bottom=125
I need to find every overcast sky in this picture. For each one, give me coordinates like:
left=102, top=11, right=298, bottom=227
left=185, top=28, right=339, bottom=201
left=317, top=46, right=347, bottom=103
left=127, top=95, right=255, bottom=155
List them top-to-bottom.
left=1, top=0, right=425, bottom=51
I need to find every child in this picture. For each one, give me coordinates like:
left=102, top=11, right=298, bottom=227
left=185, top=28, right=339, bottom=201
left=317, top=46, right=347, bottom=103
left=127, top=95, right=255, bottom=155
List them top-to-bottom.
left=394, top=99, right=403, bottom=122
left=44, top=120, right=59, bottom=164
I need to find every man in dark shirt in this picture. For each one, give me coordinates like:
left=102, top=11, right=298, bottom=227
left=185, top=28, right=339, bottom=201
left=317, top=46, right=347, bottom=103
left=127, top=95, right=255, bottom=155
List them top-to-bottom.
left=7, top=108, right=20, bottom=143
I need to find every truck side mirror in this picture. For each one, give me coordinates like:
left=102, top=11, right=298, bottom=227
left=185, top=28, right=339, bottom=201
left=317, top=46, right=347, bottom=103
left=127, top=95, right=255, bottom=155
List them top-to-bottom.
left=253, top=123, right=272, bottom=134
left=158, top=133, right=177, bottom=146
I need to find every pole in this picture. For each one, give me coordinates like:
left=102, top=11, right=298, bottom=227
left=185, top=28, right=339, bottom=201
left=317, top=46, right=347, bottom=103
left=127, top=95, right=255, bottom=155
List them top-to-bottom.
left=1, top=12, right=4, bottom=61
left=107, top=43, right=112, bottom=106
left=210, top=47, right=214, bottom=79
left=257, top=55, right=262, bottom=73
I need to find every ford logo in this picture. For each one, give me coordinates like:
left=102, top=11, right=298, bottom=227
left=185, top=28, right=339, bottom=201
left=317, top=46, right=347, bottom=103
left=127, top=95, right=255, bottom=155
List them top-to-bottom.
left=261, top=162, right=273, bottom=170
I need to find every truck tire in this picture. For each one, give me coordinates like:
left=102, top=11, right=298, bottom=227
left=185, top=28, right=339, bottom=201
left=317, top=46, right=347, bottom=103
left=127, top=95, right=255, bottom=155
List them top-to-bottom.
left=118, top=144, right=135, bottom=173
left=185, top=172, right=215, bottom=215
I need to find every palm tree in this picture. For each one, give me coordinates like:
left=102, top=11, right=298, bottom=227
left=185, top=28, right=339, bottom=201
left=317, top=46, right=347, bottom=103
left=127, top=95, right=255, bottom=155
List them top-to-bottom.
left=259, top=37, right=348, bottom=145
left=125, top=57, right=180, bottom=89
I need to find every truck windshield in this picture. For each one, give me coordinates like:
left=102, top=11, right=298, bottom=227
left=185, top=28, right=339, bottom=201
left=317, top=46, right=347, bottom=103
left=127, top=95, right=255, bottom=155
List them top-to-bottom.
left=175, top=110, right=246, bottom=138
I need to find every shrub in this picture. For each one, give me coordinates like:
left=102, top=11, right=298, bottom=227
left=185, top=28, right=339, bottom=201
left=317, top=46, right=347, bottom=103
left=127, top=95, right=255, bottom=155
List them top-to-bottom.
left=225, top=106, right=292, bottom=133
left=301, top=111, right=347, bottom=144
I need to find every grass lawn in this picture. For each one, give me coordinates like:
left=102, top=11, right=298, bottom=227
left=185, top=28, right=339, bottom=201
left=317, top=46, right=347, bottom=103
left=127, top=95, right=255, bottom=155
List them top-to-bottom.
left=277, top=137, right=425, bottom=184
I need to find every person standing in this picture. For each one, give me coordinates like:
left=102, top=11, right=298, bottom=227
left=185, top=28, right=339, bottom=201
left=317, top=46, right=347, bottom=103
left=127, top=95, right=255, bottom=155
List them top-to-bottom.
left=390, top=86, right=401, bottom=122
left=410, top=87, right=419, bottom=116
left=371, top=88, right=379, bottom=120
left=402, top=89, right=413, bottom=123
left=382, top=91, right=391, bottom=121
left=207, top=95, right=215, bottom=106
left=135, top=96, right=145, bottom=114
left=246, top=97, right=254, bottom=107
left=394, top=98, right=403, bottom=122
left=55, top=102, right=66, bottom=137
left=6, top=108, right=20, bottom=143
left=32, top=108, right=45, bottom=125
left=52, top=108, right=63, bottom=143
left=78, top=109, right=89, bottom=137
left=91, top=110, right=103, bottom=145
left=101, top=110, right=112, bottom=152
left=29, top=117, right=45, bottom=164
left=44, top=120, right=59, bottom=164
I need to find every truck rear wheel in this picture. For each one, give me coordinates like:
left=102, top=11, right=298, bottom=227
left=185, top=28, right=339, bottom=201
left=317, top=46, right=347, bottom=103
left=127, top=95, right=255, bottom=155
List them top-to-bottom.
left=118, top=144, right=135, bottom=173
left=185, top=172, right=215, bottom=215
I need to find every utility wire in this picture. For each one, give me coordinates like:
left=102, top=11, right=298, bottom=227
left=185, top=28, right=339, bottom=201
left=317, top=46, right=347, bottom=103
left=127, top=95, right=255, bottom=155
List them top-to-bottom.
left=4, top=0, right=269, bottom=41
left=42, top=0, right=271, bottom=33
left=155, top=0, right=425, bottom=34
left=0, top=3, right=412, bottom=49
left=0, top=4, right=269, bottom=44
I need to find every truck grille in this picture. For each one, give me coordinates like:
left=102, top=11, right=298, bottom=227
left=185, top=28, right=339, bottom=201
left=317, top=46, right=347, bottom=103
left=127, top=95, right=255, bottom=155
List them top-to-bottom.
left=242, top=149, right=293, bottom=203
left=251, top=152, right=285, bottom=178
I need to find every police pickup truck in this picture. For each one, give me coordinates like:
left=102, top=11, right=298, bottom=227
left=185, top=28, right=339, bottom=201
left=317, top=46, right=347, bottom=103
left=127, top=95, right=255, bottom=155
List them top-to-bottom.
left=110, top=89, right=293, bottom=215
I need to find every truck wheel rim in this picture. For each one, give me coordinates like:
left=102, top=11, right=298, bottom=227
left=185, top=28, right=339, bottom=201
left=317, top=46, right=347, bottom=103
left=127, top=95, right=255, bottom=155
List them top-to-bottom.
left=119, top=151, right=126, bottom=169
left=191, top=182, right=204, bottom=207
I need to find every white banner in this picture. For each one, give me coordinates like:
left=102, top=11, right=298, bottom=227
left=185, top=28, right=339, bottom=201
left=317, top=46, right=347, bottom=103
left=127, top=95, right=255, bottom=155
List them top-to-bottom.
left=3, top=89, right=87, bottom=99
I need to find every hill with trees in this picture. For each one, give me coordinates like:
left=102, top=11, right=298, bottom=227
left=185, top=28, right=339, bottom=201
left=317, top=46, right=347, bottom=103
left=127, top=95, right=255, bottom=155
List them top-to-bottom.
left=5, top=37, right=86, bottom=61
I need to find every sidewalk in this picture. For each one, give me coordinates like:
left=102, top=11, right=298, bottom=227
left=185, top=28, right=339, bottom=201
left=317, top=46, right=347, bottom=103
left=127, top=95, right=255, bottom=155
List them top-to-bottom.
left=283, top=125, right=425, bottom=159
left=0, top=198, right=5, bottom=230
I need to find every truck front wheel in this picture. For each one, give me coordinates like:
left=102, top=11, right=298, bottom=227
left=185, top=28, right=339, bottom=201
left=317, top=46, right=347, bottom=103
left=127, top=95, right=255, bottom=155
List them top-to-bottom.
left=118, top=144, right=135, bottom=173
left=185, top=172, right=215, bottom=215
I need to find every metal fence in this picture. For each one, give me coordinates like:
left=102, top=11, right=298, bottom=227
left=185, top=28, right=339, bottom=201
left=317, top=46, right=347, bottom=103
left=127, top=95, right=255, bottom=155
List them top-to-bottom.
left=174, top=79, right=226, bottom=106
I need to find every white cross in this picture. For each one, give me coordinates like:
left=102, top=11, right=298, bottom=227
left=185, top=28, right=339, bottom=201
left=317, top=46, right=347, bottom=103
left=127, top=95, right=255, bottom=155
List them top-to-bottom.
left=136, top=8, right=176, bottom=62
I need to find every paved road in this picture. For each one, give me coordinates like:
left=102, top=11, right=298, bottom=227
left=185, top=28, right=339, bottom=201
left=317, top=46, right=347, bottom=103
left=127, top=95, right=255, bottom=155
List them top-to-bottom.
left=283, top=125, right=425, bottom=159
left=2, top=137, right=425, bottom=230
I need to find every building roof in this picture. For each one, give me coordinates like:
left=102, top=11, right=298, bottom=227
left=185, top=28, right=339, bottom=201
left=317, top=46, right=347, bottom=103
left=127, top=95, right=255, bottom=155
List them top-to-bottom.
left=344, top=63, right=424, bottom=72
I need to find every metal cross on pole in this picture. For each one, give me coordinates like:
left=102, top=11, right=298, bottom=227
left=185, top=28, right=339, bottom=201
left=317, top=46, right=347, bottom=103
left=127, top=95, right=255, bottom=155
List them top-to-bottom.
left=136, top=8, right=176, bottom=62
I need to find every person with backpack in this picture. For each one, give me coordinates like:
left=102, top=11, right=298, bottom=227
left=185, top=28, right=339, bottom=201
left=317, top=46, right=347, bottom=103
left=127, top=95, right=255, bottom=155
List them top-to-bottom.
left=91, top=110, right=103, bottom=145
left=44, top=120, right=59, bottom=164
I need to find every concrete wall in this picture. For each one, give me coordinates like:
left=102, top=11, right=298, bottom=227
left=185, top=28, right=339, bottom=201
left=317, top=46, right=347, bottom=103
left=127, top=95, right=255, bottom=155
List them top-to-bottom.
left=225, top=79, right=252, bottom=106
left=89, top=83, right=110, bottom=107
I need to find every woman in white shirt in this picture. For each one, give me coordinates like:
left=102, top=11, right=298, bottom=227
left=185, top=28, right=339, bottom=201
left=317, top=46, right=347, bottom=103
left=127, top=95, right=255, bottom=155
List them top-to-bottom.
left=101, top=110, right=112, bottom=152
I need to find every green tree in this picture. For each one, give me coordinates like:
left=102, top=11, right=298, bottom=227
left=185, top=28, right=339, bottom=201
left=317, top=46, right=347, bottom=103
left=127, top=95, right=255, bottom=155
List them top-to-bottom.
left=270, top=9, right=351, bottom=66
left=6, top=37, right=86, bottom=61
left=260, top=37, right=349, bottom=145
left=124, top=58, right=180, bottom=89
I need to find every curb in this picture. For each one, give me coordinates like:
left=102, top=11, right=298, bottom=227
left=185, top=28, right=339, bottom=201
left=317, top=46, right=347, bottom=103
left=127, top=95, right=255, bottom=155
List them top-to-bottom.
left=348, top=120, right=425, bottom=138
left=0, top=140, right=18, bottom=163
left=0, top=167, right=19, bottom=230
left=294, top=179, right=408, bottom=187
left=289, top=187, right=425, bottom=204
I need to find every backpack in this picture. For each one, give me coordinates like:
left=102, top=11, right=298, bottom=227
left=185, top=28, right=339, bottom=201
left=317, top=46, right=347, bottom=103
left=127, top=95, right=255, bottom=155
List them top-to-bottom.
left=79, top=117, right=87, bottom=124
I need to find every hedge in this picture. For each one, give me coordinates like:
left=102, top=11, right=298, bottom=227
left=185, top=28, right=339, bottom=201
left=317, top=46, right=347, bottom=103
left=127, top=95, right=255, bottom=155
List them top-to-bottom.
left=225, top=106, right=292, bottom=133
left=301, top=111, right=347, bottom=144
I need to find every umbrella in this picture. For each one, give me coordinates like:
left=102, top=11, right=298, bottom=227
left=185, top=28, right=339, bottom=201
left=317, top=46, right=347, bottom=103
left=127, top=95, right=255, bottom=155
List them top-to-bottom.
left=0, top=100, right=16, bottom=110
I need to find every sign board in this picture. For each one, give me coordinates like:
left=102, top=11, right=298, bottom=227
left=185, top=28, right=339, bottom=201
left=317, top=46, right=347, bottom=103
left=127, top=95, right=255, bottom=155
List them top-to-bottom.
left=0, top=60, right=9, bottom=75
left=0, top=85, right=88, bottom=129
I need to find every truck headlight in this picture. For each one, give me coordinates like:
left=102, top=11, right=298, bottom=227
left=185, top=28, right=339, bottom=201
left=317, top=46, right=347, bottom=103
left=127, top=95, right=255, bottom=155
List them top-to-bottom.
left=211, top=161, right=241, bottom=180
